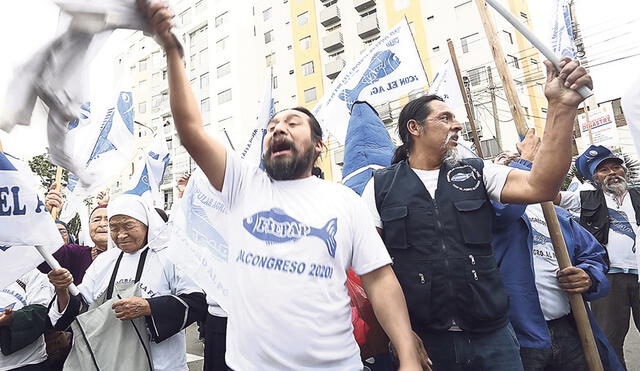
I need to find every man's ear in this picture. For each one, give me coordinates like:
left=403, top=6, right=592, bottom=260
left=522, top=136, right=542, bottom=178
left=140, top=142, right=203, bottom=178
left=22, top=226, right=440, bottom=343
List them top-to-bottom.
left=407, top=119, right=422, bottom=136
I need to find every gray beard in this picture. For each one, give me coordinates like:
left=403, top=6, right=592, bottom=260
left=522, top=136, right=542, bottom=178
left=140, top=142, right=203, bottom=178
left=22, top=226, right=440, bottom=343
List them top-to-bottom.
left=442, top=132, right=462, bottom=166
left=602, top=176, right=629, bottom=196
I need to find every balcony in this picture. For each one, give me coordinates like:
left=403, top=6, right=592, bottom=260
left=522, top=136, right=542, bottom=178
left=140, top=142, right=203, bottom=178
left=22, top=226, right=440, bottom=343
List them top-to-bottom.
left=354, top=0, right=375, bottom=12
left=320, top=5, right=340, bottom=27
left=357, top=15, right=380, bottom=39
left=322, top=31, right=344, bottom=53
left=325, top=57, right=346, bottom=79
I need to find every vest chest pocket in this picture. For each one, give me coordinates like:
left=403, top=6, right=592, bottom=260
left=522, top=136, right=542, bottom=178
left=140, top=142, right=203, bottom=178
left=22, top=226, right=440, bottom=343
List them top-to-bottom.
left=453, top=199, right=492, bottom=245
left=580, top=202, right=601, bottom=225
left=381, top=206, right=408, bottom=249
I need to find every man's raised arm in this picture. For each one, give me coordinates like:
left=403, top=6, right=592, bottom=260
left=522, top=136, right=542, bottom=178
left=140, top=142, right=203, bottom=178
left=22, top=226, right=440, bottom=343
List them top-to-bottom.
left=141, top=0, right=227, bottom=191
left=500, top=57, right=593, bottom=204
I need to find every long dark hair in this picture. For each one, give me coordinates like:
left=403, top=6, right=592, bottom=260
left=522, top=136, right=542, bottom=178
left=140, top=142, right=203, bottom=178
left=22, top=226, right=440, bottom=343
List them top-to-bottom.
left=392, top=95, right=444, bottom=164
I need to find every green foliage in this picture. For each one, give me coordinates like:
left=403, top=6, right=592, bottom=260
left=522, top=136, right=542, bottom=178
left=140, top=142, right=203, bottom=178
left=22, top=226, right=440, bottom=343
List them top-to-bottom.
left=27, top=154, right=68, bottom=189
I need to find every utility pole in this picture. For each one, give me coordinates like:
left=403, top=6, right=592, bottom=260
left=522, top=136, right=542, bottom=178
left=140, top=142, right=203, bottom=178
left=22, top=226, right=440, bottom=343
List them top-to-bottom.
left=474, top=0, right=528, bottom=137
left=447, top=39, right=484, bottom=158
left=486, top=66, right=502, bottom=148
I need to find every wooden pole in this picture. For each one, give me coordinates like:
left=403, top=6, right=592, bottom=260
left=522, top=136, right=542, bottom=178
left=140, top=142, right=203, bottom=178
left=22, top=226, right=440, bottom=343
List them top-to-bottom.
left=474, top=0, right=528, bottom=137
left=475, top=1, right=603, bottom=370
left=447, top=39, right=484, bottom=158
left=487, top=66, right=502, bottom=149
left=50, top=166, right=64, bottom=220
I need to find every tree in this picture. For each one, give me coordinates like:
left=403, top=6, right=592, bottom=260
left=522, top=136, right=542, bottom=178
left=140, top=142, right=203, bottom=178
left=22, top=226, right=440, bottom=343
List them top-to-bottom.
left=28, top=153, right=68, bottom=189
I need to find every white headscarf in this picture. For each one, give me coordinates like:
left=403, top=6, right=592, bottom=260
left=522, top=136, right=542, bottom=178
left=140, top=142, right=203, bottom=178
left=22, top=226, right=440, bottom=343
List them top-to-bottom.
left=107, top=194, right=169, bottom=251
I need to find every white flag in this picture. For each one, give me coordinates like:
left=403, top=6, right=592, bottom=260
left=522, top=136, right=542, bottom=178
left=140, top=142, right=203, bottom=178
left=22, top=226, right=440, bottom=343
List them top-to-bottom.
left=551, top=0, right=577, bottom=59
left=313, top=19, right=428, bottom=144
left=428, top=58, right=466, bottom=113
left=240, top=69, right=275, bottom=168
left=621, top=75, right=640, bottom=158
left=48, top=86, right=136, bottom=196
left=124, top=133, right=170, bottom=207
left=0, top=152, right=63, bottom=289
left=162, top=170, right=231, bottom=311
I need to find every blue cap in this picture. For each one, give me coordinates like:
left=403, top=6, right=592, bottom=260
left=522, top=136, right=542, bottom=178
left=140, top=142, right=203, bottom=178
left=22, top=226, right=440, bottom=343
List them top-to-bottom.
left=575, top=145, right=623, bottom=182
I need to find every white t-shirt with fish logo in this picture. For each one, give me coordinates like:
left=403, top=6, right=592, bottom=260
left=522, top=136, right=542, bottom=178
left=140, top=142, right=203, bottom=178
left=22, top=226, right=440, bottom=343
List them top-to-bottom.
left=219, top=152, right=392, bottom=371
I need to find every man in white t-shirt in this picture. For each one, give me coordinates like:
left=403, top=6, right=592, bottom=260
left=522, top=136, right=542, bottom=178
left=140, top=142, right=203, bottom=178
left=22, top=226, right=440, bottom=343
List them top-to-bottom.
left=140, top=2, right=424, bottom=370
left=361, top=55, right=593, bottom=370
left=556, top=145, right=640, bottom=367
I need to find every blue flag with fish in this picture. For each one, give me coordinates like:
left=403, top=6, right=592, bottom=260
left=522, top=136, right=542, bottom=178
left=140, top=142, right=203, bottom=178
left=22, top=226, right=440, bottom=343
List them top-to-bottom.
left=313, top=18, right=428, bottom=145
left=341, top=101, right=395, bottom=195
left=124, top=133, right=170, bottom=207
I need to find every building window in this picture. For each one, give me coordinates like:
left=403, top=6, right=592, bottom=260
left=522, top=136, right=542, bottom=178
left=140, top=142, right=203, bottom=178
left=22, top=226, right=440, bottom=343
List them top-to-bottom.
left=195, top=0, right=206, bottom=13
left=263, top=7, right=272, bottom=21
left=179, top=8, right=192, bottom=26
left=361, top=8, right=377, bottom=17
left=215, top=12, right=228, bottom=27
left=297, top=12, right=309, bottom=26
left=520, top=12, right=528, bottom=23
left=427, top=15, right=435, bottom=21
left=264, top=30, right=274, bottom=44
left=502, top=30, right=513, bottom=44
left=461, top=33, right=477, bottom=53
left=300, top=36, right=311, bottom=50
left=216, top=37, right=228, bottom=52
left=432, top=46, right=440, bottom=52
left=199, top=48, right=208, bottom=68
left=152, top=51, right=161, bottom=67
left=265, top=53, right=275, bottom=67
left=507, top=54, right=519, bottom=69
left=530, top=58, right=539, bottom=70
left=139, top=59, right=148, bottom=71
left=301, top=61, right=314, bottom=76
left=217, top=62, right=230, bottom=78
left=467, top=67, right=486, bottom=87
left=200, top=73, right=209, bottom=90
left=272, top=75, right=278, bottom=89
left=190, top=78, right=197, bottom=90
left=304, top=87, right=317, bottom=103
left=218, top=89, right=232, bottom=104
left=152, top=94, right=161, bottom=113
left=201, top=97, right=210, bottom=113
left=138, top=102, right=146, bottom=114
left=541, top=107, right=548, bottom=114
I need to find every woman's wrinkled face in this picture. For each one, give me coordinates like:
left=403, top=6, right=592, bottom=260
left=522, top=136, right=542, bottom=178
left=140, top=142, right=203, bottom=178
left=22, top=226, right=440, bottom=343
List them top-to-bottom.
left=108, top=215, right=148, bottom=253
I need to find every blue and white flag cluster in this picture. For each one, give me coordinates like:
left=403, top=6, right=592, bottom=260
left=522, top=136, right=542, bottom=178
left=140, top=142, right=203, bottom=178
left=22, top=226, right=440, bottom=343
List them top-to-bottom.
left=550, top=0, right=577, bottom=59
left=313, top=19, right=428, bottom=144
left=124, top=133, right=170, bottom=207
left=0, top=152, right=63, bottom=289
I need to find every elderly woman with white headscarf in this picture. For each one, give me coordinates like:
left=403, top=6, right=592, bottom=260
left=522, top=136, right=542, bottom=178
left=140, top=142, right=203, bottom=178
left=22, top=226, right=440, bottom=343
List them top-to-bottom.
left=48, top=194, right=207, bottom=371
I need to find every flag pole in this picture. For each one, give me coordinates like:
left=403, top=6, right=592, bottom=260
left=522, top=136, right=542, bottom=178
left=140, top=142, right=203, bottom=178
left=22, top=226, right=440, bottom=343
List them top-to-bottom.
left=475, top=1, right=603, bottom=370
left=447, top=39, right=484, bottom=158
left=50, top=166, right=64, bottom=220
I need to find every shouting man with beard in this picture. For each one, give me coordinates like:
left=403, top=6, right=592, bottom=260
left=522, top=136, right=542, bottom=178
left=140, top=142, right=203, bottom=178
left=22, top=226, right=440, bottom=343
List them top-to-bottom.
left=141, top=1, right=424, bottom=370
left=362, top=55, right=593, bottom=371
left=557, top=145, right=640, bottom=368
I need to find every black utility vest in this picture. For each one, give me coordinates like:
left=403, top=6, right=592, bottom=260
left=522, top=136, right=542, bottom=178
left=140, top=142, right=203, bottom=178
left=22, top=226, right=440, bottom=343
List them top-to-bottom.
left=374, top=159, right=509, bottom=333
left=579, top=188, right=640, bottom=247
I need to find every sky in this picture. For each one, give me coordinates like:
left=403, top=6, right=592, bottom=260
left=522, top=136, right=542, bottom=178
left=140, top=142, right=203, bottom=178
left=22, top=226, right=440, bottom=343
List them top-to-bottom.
left=0, top=0, right=639, bottom=160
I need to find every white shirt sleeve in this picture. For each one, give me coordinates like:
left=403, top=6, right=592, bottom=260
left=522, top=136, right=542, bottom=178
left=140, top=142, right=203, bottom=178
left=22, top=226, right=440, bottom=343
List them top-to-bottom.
left=482, top=163, right=513, bottom=202
left=361, top=178, right=382, bottom=229
left=558, top=191, right=582, bottom=214
left=350, top=193, right=392, bottom=276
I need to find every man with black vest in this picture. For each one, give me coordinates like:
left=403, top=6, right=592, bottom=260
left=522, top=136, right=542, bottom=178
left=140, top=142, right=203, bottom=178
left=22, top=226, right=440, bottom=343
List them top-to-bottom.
left=361, top=57, right=592, bottom=370
left=556, top=145, right=640, bottom=367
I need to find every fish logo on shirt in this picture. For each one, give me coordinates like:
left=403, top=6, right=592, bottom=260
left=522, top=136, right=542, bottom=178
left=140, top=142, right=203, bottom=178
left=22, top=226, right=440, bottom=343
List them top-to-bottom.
left=339, top=50, right=401, bottom=111
left=243, top=208, right=338, bottom=258
left=608, top=208, right=636, bottom=253
left=532, top=229, right=553, bottom=245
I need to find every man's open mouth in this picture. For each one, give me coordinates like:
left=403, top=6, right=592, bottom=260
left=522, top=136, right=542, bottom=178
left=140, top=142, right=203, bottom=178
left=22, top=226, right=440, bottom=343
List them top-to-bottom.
left=271, top=139, right=292, bottom=156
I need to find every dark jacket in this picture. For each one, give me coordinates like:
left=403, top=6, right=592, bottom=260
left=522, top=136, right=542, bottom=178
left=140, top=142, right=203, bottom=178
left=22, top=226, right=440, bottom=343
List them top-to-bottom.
left=374, top=158, right=508, bottom=332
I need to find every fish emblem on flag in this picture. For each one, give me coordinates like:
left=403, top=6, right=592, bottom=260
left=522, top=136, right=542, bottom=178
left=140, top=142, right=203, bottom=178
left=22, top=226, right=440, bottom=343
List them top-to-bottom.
left=339, top=50, right=401, bottom=111
left=86, top=92, right=134, bottom=165
left=67, top=102, right=91, bottom=130
left=189, top=205, right=229, bottom=261
left=243, top=208, right=338, bottom=258
left=608, top=208, right=637, bottom=253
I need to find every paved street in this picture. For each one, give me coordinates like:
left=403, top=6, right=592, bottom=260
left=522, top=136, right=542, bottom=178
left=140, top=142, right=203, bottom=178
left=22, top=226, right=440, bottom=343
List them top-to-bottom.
left=185, top=322, right=640, bottom=370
